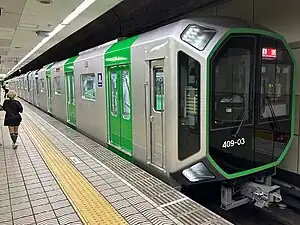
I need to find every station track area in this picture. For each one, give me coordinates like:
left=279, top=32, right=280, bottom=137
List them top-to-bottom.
left=0, top=99, right=233, bottom=225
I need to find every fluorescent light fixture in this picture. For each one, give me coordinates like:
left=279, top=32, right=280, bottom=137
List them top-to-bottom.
left=7, top=0, right=96, bottom=76
left=61, top=0, right=95, bottom=25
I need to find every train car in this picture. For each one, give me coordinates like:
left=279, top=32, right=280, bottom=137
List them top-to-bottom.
left=16, top=17, right=296, bottom=210
left=73, top=43, right=116, bottom=141
left=51, top=59, right=69, bottom=122
left=38, top=64, right=54, bottom=113
left=30, top=70, right=39, bottom=106
left=28, top=71, right=35, bottom=104
left=23, top=72, right=30, bottom=101
left=18, top=74, right=24, bottom=98
left=15, top=76, right=21, bottom=97
left=13, top=77, right=19, bottom=95
left=7, top=78, right=16, bottom=94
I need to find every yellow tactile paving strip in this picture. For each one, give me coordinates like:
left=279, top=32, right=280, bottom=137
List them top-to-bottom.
left=22, top=119, right=128, bottom=225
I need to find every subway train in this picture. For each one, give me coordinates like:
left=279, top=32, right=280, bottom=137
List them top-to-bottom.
left=9, top=17, right=296, bottom=208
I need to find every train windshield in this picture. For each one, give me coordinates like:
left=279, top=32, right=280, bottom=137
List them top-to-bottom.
left=209, top=34, right=294, bottom=173
left=211, top=36, right=255, bottom=129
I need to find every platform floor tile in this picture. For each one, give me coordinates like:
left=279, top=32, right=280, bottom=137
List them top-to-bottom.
left=0, top=117, right=83, bottom=225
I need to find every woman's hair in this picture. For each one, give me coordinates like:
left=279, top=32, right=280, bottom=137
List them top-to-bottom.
left=7, top=90, right=17, bottom=99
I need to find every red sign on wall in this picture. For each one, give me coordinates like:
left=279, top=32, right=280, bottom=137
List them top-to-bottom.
left=262, top=48, right=277, bottom=59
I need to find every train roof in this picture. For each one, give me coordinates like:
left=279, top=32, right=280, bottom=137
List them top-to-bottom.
left=48, top=16, right=281, bottom=71
left=190, top=16, right=273, bottom=32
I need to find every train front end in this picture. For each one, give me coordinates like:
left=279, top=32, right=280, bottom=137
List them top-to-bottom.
left=175, top=24, right=296, bottom=188
left=208, top=29, right=295, bottom=181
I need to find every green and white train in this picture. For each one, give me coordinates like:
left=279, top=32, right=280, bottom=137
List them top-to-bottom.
left=10, top=17, right=296, bottom=209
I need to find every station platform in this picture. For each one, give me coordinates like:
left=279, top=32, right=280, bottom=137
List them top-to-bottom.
left=0, top=99, right=233, bottom=225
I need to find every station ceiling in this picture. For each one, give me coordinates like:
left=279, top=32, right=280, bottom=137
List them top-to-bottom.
left=0, top=0, right=121, bottom=77
left=6, top=0, right=226, bottom=80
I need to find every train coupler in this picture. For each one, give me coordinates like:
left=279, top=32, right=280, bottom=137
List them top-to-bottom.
left=221, top=176, right=282, bottom=210
left=241, top=181, right=282, bottom=208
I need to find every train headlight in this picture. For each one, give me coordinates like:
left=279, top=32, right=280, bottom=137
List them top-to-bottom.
left=182, top=162, right=215, bottom=182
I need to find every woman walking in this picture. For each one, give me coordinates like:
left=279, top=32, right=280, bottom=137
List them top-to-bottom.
left=2, top=91, right=23, bottom=149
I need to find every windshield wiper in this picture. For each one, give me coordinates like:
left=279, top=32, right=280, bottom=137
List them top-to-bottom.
left=264, top=96, right=279, bottom=131
left=233, top=111, right=246, bottom=138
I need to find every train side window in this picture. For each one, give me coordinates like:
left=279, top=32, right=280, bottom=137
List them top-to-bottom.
left=178, top=51, right=201, bottom=160
left=154, top=67, right=164, bottom=112
left=122, top=70, right=131, bottom=119
left=111, top=71, right=118, bottom=116
left=81, top=74, right=96, bottom=101
left=53, top=76, right=61, bottom=95
left=40, top=79, right=45, bottom=92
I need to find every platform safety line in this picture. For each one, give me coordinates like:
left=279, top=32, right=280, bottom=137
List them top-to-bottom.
left=24, top=109, right=161, bottom=207
left=22, top=119, right=128, bottom=225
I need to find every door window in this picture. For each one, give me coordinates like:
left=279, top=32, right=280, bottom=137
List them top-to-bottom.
left=178, top=51, right=201, bottom=160
left=154, top=67, right=164, bottom=112
left=122, top=70, right=131, bottom=120
left=111, top=72, right=118, bottom=116
left=54, top=76, right=61, bottom=95
left=72, top=76, right=75, bottom=104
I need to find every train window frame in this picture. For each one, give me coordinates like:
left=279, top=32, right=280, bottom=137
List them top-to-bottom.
left=180, top=24, right=216, bottom=51
left=210, top=35, right=256, bottom=131
left=258, top=35, right=293, bottom=124
left=177, top=50, right=201, bottom=161
left=153, top=67, right=165, bottom=112
left=81, top=73, right=96, bottom=101
left=53, top=76, right=62, bottom=95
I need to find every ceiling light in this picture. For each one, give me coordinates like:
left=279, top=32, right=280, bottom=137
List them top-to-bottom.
left=7, top=0, right=96, bottom=76
left=37, top=0, right=52, bottom=4
left=61, top=0, right=96, bottom=25
left=0, top=8, right=4, bottom=17
left=18, top=23, right=39, bottom=29
left=36, top=30, right=50, bottom=38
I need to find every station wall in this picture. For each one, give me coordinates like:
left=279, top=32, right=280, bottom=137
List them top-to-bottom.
left=189, top=0, right=300, bottom=174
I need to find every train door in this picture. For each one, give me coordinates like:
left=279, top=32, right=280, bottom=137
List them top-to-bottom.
left=147, top=60, right=165, bottom=169
left=107, top=64, right=132, bottom=155
left=46, top=69, right=52, bottom=113
left=65, top=72, right=76, bottom=126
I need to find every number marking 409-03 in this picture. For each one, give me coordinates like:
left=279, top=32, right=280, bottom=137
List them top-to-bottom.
left=222, top=138, right=245, bottom=148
